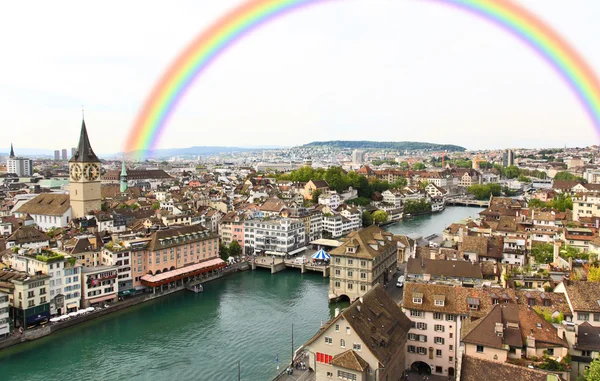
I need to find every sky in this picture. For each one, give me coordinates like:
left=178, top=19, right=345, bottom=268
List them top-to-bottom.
left=1, top=0, right=599, bottom=154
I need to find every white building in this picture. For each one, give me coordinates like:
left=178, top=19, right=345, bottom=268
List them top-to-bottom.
left=6, top=145, right=33, bottom=177
left=351, top=149, right=365, bottom=164
left=382, top=189, right=404, bottom=208
left=318, top=192, right=341, bottom=210
left=573, top=192, right=600, bottom=222
left=13, top=193, right=72, bottom=231
left=243, top=218, right=306, bottom=256
left=100, top=244, right=133, bottom=296
left=81, top=266, right=119, bottom=308
left=0, top=291, right=9, bottom=337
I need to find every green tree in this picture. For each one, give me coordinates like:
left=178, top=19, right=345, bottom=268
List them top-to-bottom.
left=160, top=161, right=169, bottom=166
left=398, top=161, right=409, bottom=170
left=412, top=162, right=426, bottom=170
left=505, top=165, right=520, bottom=179
left=553, top=171, right=578, bottom=181
left=517, top=174, right=530, bottom=182
left=390, top=177, right=407, bottom=189
left=467, top=184, right=502, bottom=200
left=311, top=189, right=322, bottom=204
left=549, top=193, right=573, bottom=212
left=347, top=197, right=371, bottom=206
left=528, top=198, right=547, bottom=209
left=403, top=199, right=432, bottom=214
left=152, top=201, right=161, bottom=210
left=372, top=210, right=388, bottom=224
left=362, top=211, right=373, bottom=227
left=228, top=241, right=242, bottom=257
left=219, top=242, right=229, bottom=261
left=531, top=243, right=554, bottom=264
left=560, top=245, right=589, bottom=260
left=588, top=266, right=600, bottom=282
left=584, top=357, right=600, bottom=380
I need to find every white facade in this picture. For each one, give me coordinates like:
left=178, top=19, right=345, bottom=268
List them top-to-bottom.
left=7, top=157, right=33, bottom=177
left=382, top=189, right=403, bottom=208
left=318, top=192, right=341, bottom=210
left=573, top=193, right=600, bottom=222
left=13, top=210, right=72, bottom=232
left=243, top=218, right=306, bottom=255
left=101, top=247, right=133, bottom=294
left=81, top=266, right=119, bottom=307
left=0, top=291, right=9, bottom=336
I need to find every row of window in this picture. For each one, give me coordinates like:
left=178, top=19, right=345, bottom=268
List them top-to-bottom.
left=333, top=282, right=367, bottom=291
left=578, top=312, right=600, bottom=322
left=408, top=334, right=446, bottom=345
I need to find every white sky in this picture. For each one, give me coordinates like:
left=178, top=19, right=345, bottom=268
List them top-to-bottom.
left=1, top=0, right=599, bottom=154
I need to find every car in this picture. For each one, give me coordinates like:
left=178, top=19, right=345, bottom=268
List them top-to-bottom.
left=396, top=275, right=405, bottom=288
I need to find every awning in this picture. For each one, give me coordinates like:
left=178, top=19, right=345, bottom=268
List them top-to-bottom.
left=288, top=247, right=307, bottom=255
left=265, top=251, right=286, bottom=256
left=140, top=258, right=226, bottom=286
left=134, top=285, right=147, bottom=291
left=118, top=289, right=135, bottom=296
left=88, top=294, right=117, bottom=304
left=66, top=302, right=79, bottom=309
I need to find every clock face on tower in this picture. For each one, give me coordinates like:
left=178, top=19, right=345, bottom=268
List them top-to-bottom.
left=83, top=163, right=100, bottom=181
left=70, top=164, right=82, bottom=181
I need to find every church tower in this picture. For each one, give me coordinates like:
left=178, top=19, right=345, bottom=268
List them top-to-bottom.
left=69, top=119, right=102, bottom=218
left=120, top=161, right=128, bottom=194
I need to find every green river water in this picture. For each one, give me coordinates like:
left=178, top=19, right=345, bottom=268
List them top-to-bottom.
left=0, top=206, right=482, bottom=381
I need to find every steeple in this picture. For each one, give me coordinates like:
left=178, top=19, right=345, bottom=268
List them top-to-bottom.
left=70, top=119, right=99, bottom=163
left=9, top=143, right=15, bottom=158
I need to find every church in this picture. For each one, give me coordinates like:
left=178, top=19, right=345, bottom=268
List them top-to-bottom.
left=69, top=119, right=102, bottom=219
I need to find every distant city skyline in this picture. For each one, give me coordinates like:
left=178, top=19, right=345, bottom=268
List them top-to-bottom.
left=1, top=0, right=599, bottom=152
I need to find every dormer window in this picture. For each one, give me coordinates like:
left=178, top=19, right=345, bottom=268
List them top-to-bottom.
left=346, top=247, right=356, bottom=254
left=413, top=292, right=423, bottom=304
left=434, top=295, right=445, bottom=307
left=467, top=297, right=480, bottom=311
left=492, top=298, right=499, bottom=305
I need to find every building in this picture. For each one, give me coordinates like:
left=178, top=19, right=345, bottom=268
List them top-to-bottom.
left=69, top=119, right=102, bottom=219
left=6, top=144, right=33, bottom=177
left=61, top=149, right=67, bottom=160
left=351, top=149, right=365, bottom=165
left=502, top=149, right=514, bottom=167
left=54, top=150, right=60, bottom=161
left=304, top=180, right=330, bottom=200
left=318, top=192, right=341, bottom=210
left=573, top=192, right=600, bottom=222
left=13, top=194, right=72, bottom=231
left=243, top=218, right=305, bottom=256
left=5, top=225, right=50, bottom=250
left=328, top=226, right=398, bottom=301
left=101, top=243, right=134, bottom=297
left=10, top=250, right=82, bottom=315
left=405, top=257, right=484, bottom=286
left=81, top=266, right=118, bottom=308
left=0, top=270, right=51, bottom=329
left=554, top=280, right=600, bottom=327
left=300, top=284, right=412, bottom=381
left=0, top=291, right=9, bottom=337
left=460, top=355, right=565, bottom=381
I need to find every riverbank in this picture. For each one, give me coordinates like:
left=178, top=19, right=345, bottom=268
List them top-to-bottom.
left=0, top=261, right=249, bottom=352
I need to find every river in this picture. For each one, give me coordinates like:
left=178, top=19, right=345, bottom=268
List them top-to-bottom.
left=0, top=206, right=482, bottom=381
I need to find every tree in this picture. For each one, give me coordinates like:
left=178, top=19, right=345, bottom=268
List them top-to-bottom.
left=160, top=161, right=169, bottom=166
left=412, top=162, right=426, bottom=170
left=504, top=166, right=520, bottom=179
left=553, top=171, right=578, bottom=181
left=517, top=174, right=530, bottom=182
left=390, top=177, right=407, bottom=189
left=467, top=184, right=502, bottom=200
left=311, top=189, right=322, bottom=204
left=347, top=197, right=371, bottom=206
left=528, top=198, right=547, bottom=209
left=403, top=199, right=432, bottom=214
left=152, top=201, right=161, bottom=210
left=372, top=210, right=388, bottom=224
left=362, top=211, right=373, bottom=227
left=228, top=241, right=242, bottom=257
left=219, top=242, right=229, bottom=261
left=531, top=243, right=554, bottom=264
left=587, top=265, right=600, bottom=282
left=584, top=358, right=600, bottom=380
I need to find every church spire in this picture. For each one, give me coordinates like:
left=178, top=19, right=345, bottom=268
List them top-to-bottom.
left=70, top=118, right=99, bottom=163
left=9, top=143, right=15, bottom=158
left=120, top=160, right=128, bottom=193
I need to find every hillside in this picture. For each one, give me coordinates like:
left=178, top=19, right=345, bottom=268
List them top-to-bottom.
left=303, top=140, right=466, bottom=152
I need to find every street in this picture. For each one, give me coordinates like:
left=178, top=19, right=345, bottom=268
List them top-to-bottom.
left=385, top=263, right=406, bottom=304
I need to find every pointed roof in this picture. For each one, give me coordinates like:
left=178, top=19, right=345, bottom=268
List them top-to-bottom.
left=70, top=119, right=99, bottom=163
left=9, top=143, right=15, bottom=158
left=330, top=350, right=370, bottom=372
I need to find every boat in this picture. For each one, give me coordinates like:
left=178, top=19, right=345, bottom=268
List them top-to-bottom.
left=188, top=284, right=204, bottom=293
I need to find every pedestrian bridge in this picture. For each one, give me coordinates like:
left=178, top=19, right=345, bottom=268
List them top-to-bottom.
left=251, top=256, right=329, bottom=277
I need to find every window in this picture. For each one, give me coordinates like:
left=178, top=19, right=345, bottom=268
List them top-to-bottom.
left=347, top=259, right=353, bottom=265
left=360, top=261, right=366, bottom=267
left=348, top=271, right=353, bottom=277
left=360, top=273, right=366, bottom=279
left=335, top=281, right=340, bottom=288
left=348, top=283, right=353, bottom=290
left=360, top=285, right=366, bottom=291
left=27, top=291, right=34, bottom=298
left=40, top=297, right=46, bottom=303
left=413, top=297, right=423, bottom=304
left=492, top=298, right=499, bottom=305
left=28, top=300, right=34, bottom=307
left=434, top=300, right=445, bottom=306
left=411, top=310, right=424, bottom=318
left=433, top=312, right=443, bottom=320
left=578, top=313, right=590, bottom=321
left=594, top=313, right=600, bottom=322
left=446, top=314, right=455, bottom=321
left=416, top=322, right=427, bottom=330
left=335, top=324, right=340, bottom=332
left=434, top=324, right=445, bottom=332
left=346, top=327, right=351, bottom=335
left=409, top=333, right=418, bottom=341
left=449, top=333, right=453, bottom=339
left=418, top=335, right=427, bottom=342
left=325, top=336, right=332, bottom=344
left=435, top=337, right=445, bottom=345
left=340, top=339, right=345, bottom=348
left=353, top=343, right=361, bottom=351
left=408, top=345, right=416, bottom=353
left=449, top=345, right=453, bottom=351
left=476, top=345, right=484, bottom=353
left=417, top=347, right=427, bottom=355
left=547, top=348, right=554, bottom=356
left=436, top=349, right=442, bottom=358
left=582, top=350, right=592, bottom=357
left=317, top=352, right=333, bottom=364
left=449, top=356, right=453, bottom=362
left=435, top=366, right=443, bottom=374
left=337, top=371, right=356, bottom=381
left=327, top=372, right=333, bottom=378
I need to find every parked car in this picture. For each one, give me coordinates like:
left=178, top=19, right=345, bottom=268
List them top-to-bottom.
left=396, top=275, right=405, bottom=288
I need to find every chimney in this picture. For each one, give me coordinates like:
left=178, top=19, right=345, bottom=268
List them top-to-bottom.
left=335, top=308, right=340, bottom=318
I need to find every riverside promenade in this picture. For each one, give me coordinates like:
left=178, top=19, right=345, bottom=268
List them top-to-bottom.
left=0, top=261, right=249, bottom=351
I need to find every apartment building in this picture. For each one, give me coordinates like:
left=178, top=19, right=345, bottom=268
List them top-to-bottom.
left=318, top=192, right=341, bottom=210
left=573, top=192, right=600, bottom=221
left=243, top=218, right=306, bottom=256
left=328, top=226, right=397, bottom=301
left=101, top=244, right=134, bottom=296
left=81, top=266, right=118, bottom=308
left=0, top=270, right=51, bottom=329
left=554, top=280, right=600, bottom=327
left=301, top=285, right=412, bottom=381
left=0, top=291, right=9, bottom=336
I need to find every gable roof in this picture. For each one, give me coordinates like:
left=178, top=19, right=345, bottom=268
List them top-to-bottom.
left=15, top=194, right=71, bottom=216
left=330, top=225, right=395, bottom=260
left=7, top=226, right=50, bottom=244
left=406, top=258, right=483, bottom=279
left=562, top=280, right=600, bottom=313
left=330, top=350, right=369, bottom=372
left=460, top=355, right=562, bottom=381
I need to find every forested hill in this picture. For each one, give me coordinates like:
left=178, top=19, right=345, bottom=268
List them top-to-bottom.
left=303, top=141, right=466, bottom=152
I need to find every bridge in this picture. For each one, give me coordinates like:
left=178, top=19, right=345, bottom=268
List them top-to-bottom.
left=445, top=197, right=489, bottom=207
left=251, top=255, right=329, bottom=277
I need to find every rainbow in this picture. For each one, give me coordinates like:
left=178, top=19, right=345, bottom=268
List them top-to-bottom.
left=125, top=0, right=600, bottom=157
